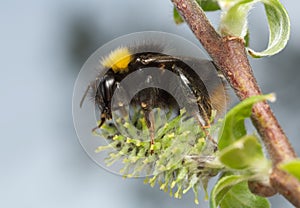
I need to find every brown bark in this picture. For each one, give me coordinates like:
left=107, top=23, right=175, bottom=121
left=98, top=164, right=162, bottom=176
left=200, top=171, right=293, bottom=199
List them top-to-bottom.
left=171, top=0, right=299, bottom=206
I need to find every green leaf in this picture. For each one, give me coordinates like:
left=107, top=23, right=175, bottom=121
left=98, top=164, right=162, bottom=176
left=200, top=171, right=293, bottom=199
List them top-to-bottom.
left=196, top=0, right=221, bottom=11
left=218, top=0, right=290, bottom=57
left=219, top=0, right=255, bottom=38
left=248, top=0, right=290, bottom=57
left=173, top=1, right=220, bottom=25
left=173, top=7, right=184, bottom=25
left=244, top=30, right=250, bottom=47
left=218, top=93, right=275, bottom=150
left=218, top=135, right=266, bottom=170
left=279, top=159, right=300, bottom=181
left=210, top=175, right=249, bottom=208
left=220, top=181, right=270, bottom=208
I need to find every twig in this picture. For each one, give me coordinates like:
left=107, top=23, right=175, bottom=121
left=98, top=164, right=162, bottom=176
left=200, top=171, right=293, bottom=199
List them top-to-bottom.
left=171, top=0, right=299, bottom=206
left=271, top=168, right=300, bottom=207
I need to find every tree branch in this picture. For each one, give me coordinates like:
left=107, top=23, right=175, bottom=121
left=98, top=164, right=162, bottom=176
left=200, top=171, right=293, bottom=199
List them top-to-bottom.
left=171, top=0, right=299, bottom=206
left=271, top=168, right=300, bottom=207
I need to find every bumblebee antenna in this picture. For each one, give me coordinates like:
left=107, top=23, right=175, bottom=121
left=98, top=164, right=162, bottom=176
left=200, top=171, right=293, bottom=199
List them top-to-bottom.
left=80, top=85, right=91, bottom=108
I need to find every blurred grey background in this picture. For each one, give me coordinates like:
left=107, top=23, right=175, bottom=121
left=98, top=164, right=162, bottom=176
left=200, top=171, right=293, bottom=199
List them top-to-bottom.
left=0, top=0, right=299, bottom=208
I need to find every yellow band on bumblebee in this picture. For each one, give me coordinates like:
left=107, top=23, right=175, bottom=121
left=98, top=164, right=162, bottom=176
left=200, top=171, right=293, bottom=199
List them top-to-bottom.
left=101, top=47, right=132, bottom=73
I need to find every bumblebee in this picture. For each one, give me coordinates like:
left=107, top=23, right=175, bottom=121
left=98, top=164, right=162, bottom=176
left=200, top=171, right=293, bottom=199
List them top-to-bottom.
left=81, top=45, right=227, bottom=147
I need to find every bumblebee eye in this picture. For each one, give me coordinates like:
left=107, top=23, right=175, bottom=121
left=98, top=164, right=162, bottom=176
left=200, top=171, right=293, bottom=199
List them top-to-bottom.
left=104, top=76, right=115, bottom=99
left=105, top=76, right=115, bottom=89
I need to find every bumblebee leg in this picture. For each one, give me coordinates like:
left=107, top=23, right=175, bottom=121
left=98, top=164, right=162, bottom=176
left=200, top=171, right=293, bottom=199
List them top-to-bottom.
left=143, top=109, right=155, bottom=155
left=193, top=110, right=218, bottom=151
left=92, top=116, right=106, bottom=132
